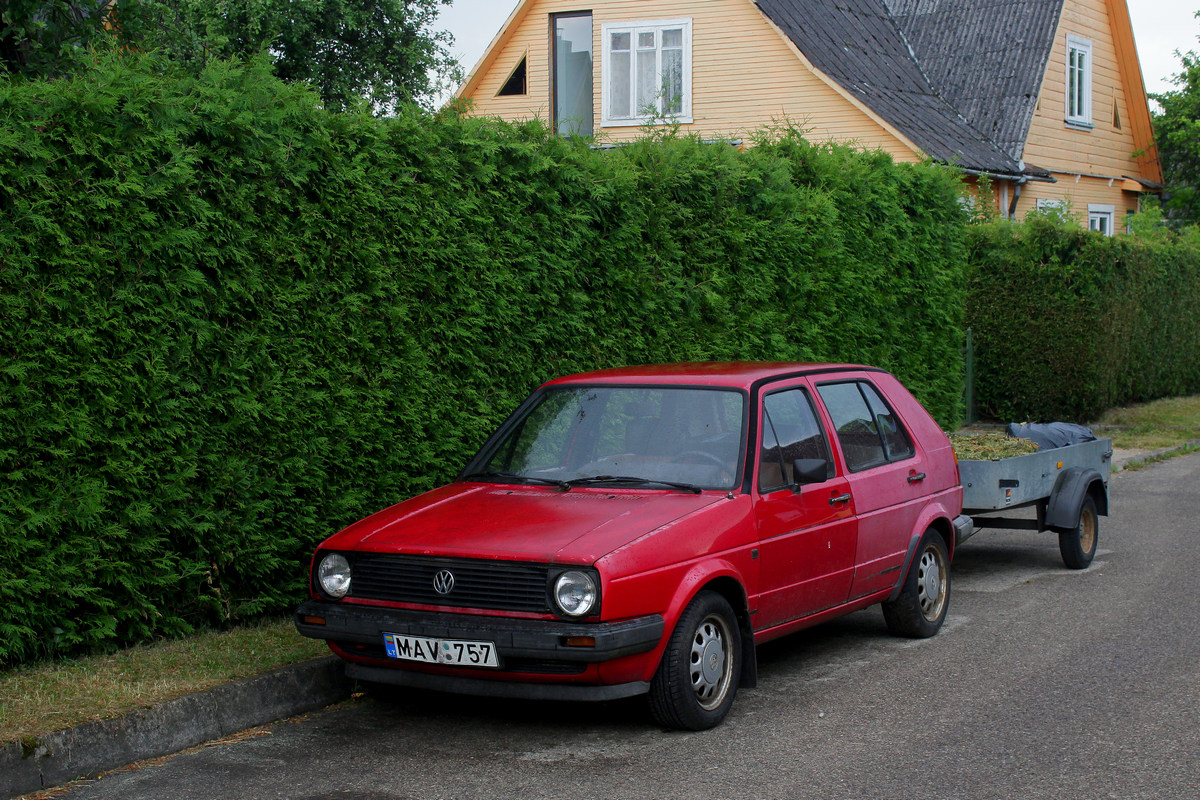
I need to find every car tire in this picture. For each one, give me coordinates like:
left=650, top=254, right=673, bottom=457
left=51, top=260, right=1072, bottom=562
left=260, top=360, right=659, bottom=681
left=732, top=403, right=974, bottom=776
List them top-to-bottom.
left=1058, top=494, right=1099, bottom=570
left=882, top=529, right=950, bottom=638
left=649, top=590, right=741, bottom=731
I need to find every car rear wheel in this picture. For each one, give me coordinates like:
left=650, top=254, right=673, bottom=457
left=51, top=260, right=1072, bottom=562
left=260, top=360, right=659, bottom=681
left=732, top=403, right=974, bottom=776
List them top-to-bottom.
left=1058, top=494, right=1099, bottom=569
left=882, top=529, right=950, bottom=638
left=649, top=590, right=741, bottom=731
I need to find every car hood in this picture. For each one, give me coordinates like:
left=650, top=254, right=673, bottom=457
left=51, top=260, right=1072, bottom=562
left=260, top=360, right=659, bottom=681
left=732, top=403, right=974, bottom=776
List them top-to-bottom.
left=320, top=481, right=727, bottom=564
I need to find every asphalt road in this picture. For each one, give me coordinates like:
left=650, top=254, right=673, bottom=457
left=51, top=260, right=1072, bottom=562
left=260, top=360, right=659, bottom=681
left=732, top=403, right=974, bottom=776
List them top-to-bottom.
left=47, top=454, right=1200, bottom=800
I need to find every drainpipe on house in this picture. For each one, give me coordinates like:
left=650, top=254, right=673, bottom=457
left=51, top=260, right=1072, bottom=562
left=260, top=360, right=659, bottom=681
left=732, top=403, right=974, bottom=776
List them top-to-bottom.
left=1007, top=177, right=1027, bottom=221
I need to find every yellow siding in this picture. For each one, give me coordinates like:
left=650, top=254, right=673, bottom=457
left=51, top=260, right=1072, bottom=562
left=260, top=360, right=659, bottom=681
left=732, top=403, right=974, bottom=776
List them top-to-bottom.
left=461, top=0, right=917, bottom=160
left=1020, top=0, right=1147, bottom=220
left=1018, top=178, right=1139, bottom=231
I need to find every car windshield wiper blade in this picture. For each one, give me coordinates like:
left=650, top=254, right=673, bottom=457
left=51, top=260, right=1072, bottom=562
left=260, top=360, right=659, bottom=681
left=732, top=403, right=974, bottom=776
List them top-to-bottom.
left=462, top=471, right=571, bottom=491
left=566, top=475, right=703, bottom=494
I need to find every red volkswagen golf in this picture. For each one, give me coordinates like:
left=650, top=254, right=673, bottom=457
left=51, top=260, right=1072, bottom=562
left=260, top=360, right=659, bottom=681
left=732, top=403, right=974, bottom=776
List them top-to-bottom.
left=296, top=363, right=966, bottom=729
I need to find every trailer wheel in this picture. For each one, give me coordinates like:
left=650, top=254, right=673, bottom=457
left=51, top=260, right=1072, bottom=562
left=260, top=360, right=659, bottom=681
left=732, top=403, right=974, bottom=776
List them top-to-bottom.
left=1058, top=494, right=1098, bottom=569
left=882, top=529, right=950, bottom=638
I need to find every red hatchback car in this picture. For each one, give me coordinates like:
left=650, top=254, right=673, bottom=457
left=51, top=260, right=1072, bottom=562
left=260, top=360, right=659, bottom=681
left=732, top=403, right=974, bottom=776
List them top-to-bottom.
left=296, top=363, right=967, bottom=729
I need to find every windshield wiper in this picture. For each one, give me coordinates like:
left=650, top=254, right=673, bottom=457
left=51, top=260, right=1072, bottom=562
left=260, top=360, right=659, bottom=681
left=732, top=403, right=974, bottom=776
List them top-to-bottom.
left=462, top=471, right=571, bottom=491
left=566, top=475, right=703, bottom=494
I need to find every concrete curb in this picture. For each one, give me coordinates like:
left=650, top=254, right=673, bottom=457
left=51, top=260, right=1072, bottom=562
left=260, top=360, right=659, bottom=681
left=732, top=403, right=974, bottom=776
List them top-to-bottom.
left=1112, top=440, right=1200, bottom=472
left=1, top=656, right=352, bottom=800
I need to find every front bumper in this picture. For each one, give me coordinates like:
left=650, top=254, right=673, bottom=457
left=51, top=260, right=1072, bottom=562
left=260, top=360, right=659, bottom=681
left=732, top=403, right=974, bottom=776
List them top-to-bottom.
left=294, top=599, right=665, bottom=665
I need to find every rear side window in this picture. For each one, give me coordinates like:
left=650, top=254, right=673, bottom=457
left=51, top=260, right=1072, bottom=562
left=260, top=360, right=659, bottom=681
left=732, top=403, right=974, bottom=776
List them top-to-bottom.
left=817, top=380, right=914, bottom=471
left=860, top=382, right=914, bottom=461
left=759, top=388, right=831, bottom=491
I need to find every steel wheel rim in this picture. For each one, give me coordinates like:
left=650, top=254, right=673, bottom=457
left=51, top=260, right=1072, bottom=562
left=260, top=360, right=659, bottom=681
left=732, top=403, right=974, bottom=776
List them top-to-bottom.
left=1079, top=508, right=1097, bottom=555
left=916, top=545, right=947, bottom=622
left=689, top=613, right=734, bottom=711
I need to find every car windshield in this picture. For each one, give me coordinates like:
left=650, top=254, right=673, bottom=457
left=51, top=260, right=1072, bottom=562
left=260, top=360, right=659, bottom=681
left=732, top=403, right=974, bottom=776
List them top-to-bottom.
left=476, top=386, right=746, bottom=491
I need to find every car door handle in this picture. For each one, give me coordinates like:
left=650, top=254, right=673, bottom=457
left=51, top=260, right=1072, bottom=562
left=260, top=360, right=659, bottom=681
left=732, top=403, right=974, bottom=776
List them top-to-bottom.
left=907, top=473, right=926, bottom=484
left=829, top=493, right=852, bottom=506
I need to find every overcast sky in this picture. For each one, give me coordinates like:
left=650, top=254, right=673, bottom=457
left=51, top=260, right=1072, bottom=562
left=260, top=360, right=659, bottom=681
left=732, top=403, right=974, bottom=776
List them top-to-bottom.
left=436, top=0, right=1200, bottom=101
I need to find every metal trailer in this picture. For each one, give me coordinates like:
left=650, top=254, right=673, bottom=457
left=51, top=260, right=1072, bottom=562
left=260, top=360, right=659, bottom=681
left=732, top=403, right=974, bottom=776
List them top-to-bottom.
left=955, top=438, right=1113, bottom=569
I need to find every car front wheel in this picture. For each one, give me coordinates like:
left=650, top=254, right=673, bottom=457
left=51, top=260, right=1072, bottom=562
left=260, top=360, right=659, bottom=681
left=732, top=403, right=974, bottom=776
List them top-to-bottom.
left=649, top=590, right=741, bottom=731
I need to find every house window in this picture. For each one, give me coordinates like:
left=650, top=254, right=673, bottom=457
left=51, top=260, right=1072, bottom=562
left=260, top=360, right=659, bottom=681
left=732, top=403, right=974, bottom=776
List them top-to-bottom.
left=553, top=13, right=593, bottom=136
left=602, top=18, right=692, bottom=126
left=1066, top=35, right=1093, bottom=128
left=498, top=56, right=527, bottom=97
left=1036, top=198, right=1069, bottom=220
left=1088, top=204, right=1115, bottom=236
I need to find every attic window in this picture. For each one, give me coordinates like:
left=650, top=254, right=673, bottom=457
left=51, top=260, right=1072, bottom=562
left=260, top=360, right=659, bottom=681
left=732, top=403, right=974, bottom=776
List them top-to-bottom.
left=601, top=18, right=693, bottom=126
left=1065, top=34, right=1093, bottom=128
left=498, top=56, right=528, bottom=97
left=1113, top=91, right=1121, bottom=129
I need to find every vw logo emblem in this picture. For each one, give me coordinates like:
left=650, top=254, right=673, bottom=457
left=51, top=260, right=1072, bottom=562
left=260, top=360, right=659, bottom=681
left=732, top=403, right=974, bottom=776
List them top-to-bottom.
left=433, top=569, right=455, bottom=595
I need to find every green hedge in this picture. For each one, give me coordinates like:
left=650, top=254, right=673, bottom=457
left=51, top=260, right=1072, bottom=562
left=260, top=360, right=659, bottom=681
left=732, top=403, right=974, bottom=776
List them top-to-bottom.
left=0, top=54, right=967, bottom=664
left=966, top=216, right=1200, bottom=421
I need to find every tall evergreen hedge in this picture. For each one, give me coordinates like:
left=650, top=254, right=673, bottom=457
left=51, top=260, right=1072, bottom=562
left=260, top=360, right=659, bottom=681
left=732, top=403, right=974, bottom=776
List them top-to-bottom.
left=0, top=55, right=967, bottom=664
left=966, top=217, right=1200, bottom=420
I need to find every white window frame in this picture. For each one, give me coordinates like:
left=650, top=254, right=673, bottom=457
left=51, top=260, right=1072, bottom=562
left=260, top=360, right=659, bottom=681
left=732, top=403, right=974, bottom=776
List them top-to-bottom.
left=601, top=18, right=693, bottom=127
left=1065, top=34, right=1093, bottom=128
left=1088, top=204, right=1115, bottom=236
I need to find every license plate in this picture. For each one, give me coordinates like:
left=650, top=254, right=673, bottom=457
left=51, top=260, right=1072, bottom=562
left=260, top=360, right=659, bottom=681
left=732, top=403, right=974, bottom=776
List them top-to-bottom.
left=382, top=633, right=499, bottom=668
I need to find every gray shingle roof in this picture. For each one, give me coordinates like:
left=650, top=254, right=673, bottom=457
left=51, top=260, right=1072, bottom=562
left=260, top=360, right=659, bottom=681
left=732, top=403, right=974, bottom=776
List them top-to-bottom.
left=755, top=0, right=1065, bottom=178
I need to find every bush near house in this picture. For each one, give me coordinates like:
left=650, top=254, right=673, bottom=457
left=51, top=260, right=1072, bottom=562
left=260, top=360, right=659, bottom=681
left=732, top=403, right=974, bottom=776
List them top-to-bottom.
left=0, top=54, right=967, bottom=665
left=966, top=216, right=1200, bottom=421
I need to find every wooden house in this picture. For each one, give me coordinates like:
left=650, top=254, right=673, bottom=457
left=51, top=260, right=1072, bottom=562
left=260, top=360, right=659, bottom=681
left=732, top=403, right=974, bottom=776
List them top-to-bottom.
left=456, top=0, right=1163, bottom=232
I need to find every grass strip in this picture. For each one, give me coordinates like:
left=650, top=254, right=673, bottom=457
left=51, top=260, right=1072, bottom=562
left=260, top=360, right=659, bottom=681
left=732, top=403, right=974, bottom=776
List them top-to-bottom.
left=1093, top=396, right=1200, bottom=450
left=0, top=619, right=327, bottom=743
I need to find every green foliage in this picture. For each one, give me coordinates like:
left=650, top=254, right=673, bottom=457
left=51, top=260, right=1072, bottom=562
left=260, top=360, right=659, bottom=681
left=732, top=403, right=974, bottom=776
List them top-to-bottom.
left=0, top=0, right=120, bottom=78
left=1, top=0, right=457, bottom=112
left=124, top=0, right=460, bottom=111
left=1152, top=12, right=1200, bottom=227
left=0, top=53, right=966, bottom=665
left=966, top=215, right=1200, bottom=421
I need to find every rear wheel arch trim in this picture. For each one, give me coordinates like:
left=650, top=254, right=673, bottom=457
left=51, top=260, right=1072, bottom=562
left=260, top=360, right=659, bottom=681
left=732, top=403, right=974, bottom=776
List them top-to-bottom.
left=887, top=508, right=957, bottom=603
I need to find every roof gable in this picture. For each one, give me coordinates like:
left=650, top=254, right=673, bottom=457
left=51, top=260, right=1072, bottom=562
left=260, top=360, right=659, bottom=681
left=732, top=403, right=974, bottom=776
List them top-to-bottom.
left=754, top=0, right=1045, bottom=176
left=887, top=0, right=1065, bottom=159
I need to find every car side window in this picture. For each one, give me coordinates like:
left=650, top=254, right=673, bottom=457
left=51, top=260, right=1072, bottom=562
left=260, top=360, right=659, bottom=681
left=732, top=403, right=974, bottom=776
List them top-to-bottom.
left=816, top=382, right=888, bottom=472
left=860, top=382, right=915, bottom=462
left=759, top=388, right=831, bottom=491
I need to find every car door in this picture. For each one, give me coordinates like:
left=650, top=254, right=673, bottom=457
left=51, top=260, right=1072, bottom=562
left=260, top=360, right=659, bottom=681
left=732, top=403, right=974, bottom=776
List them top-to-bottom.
left=814, top=377, right=927, bottom=602
left=752, top=383, right=857, bottom=629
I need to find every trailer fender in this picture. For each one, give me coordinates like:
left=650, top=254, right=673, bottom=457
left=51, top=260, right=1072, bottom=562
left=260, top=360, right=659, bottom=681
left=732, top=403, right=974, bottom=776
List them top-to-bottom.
left=1046, top=467, right=1108, bottom=531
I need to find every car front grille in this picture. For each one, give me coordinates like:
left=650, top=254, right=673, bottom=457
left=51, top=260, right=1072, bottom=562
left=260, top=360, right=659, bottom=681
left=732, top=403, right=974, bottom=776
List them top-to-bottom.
left=348, top=553, right=551, bottom=614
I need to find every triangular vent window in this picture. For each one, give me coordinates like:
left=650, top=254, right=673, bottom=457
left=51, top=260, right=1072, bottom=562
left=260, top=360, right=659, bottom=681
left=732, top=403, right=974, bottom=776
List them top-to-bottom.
left=498, top=56, right=527, bottom=96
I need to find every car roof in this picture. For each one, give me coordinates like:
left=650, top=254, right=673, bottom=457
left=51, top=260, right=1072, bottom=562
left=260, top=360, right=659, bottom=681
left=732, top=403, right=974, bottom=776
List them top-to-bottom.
left=542, top=362, right=877, bottom=391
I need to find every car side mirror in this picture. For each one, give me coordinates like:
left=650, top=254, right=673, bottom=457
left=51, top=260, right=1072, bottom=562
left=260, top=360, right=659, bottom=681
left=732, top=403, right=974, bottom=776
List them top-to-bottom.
left=792, top=458, right=831, bottom=487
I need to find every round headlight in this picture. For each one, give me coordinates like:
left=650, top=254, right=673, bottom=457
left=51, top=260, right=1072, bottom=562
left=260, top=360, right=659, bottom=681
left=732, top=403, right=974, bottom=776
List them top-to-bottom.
left=318, top=553, right=351, bottom=598
left=553, top=570, right=598, bottom=617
